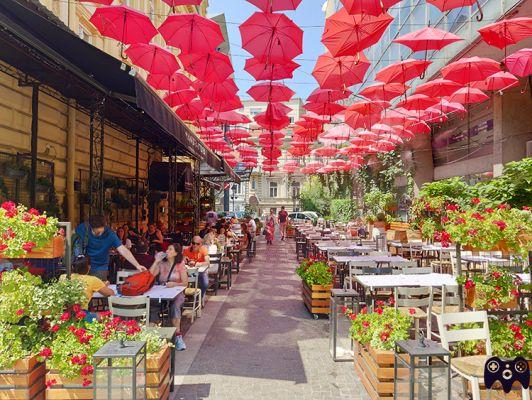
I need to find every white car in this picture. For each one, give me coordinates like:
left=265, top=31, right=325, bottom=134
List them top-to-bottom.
left=288, top=211, right=319, bottom=224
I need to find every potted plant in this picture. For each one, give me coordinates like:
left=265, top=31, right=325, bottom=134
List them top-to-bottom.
left=1, top=160, right=29, bottom=180
left=34, top=176, right=53, bottom=193
left=285, top=221, right=295, bottom=238
left=296, top=258, right=333, bottom=317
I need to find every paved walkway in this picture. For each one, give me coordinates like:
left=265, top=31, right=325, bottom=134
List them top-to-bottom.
left=172, top=236, right=367, bottom=400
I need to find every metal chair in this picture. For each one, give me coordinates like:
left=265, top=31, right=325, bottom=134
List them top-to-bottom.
left=207, top=253, right=222, bottom=296
left=183, top=267, right=202, bottom=323
left=428, top=284, right=460, bottom=341
left=394, top=286, right=432, bottom=339
left=108, top=295, right=150, bottom=325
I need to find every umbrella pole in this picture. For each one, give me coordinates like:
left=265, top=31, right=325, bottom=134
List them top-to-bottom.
left=475, top=0, right=484, bottom=21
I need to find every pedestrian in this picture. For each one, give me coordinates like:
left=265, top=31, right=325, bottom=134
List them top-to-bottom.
left=278, top=206, right=288, bottom=241
left=265, top=208, right=276, bottom=245
left=74, top=215, right=147, bottom=281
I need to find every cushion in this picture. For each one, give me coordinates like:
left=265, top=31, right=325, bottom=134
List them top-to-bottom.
left=185, top=287, right=201, bottom=296
left=431, top=305, right=460, bottom=315
left=452, top=355, right=488, bottom=378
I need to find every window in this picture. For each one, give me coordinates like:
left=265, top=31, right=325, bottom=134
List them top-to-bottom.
left=78, top=27, right=92, bottom=44
left=251, top=179, right=256, bottom=190
left=269, top=182, right=278, bottom=198
left=291, top=182, right=300, bottom=198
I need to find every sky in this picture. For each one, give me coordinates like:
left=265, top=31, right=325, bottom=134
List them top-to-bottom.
left=207, top=0, right=327, bottom=102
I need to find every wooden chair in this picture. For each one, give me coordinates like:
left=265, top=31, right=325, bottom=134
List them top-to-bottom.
left=430, top=249, right=455, bottom=274
left=369, top=251, right=391, bottom=256
left=207, top=253, right=222, bottom=296
left=390, top=260, right=416, bottom=272
left=344, top=261, right=376, bottom=290
left=401, top=266, right=432, bottom=274
left=183, top=267, right=202, bottom=323
left=116, top=270, right=137, bottom=285
left=428, top=284, right=460, bottom=341
left=394, top=286, right=432, bottom=339
left=108, top=295, right=150, bottom=325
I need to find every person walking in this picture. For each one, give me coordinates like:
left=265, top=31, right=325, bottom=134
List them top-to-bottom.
left=278, top=206, right=288, bottom=241
left=265, top=209, right=276, bottom=245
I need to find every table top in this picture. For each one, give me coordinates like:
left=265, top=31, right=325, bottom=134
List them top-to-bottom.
left=316, top=244, right=374, bottom=252
left=332, top=255, right=410, bottom=264
left=460, top=255, right=510, bottom=264
left=187, top=265, right=209, bottom=273
left=354, top=273, right=456, bottom=289
left=94, top=285, right=185, bottom=300
left=395, top=340, right=451, bottom=357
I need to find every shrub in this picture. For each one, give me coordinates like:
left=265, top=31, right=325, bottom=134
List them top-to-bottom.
left=330, top=199, right=355, bottom=223
left=296, top=259, right=333, bottom=286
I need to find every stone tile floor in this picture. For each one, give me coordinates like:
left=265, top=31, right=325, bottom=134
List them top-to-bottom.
left=172, top=236, right=367, bottom=400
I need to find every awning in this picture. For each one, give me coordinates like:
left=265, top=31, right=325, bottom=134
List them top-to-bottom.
left=0, top=0, right=235, bottom=174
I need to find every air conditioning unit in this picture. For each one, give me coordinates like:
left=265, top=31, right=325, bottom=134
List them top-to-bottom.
left=527, top=141, right=532, bottom=157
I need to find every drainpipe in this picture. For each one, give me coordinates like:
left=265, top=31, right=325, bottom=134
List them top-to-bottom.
left=66, top=99, right=76, bottom=223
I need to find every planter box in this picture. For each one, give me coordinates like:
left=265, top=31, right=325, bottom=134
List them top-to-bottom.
left=0, top=236, right=64, bottom=260
left=301, top=281, right=332, bottom=316
left=465, top=287, right=518, bottom=310
left=353, top=342, right=409, bottom=400
left=46, top=345, right=171, bottom=400
left=0, top=356, right=46, bottom=400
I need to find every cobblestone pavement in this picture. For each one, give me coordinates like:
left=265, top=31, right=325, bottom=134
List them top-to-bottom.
left=172, top=236, right=367, bottom=400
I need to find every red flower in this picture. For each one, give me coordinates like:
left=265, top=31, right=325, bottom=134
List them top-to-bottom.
left=471, top=197, right=480, bottom=205
left=1, top=201, right=16, bottom=211
left=498, top=203, right=509, bottom=210
left=445, top=204, right=459, bottom=212
left=522, top=206, right=530, bottom=211
left=485, top=207, right=494, bottom=214
left=28, top=208, right=40, bottom=216
left=471, top=212, right=484, bottom=221
left=22, top=213, right=32, bottom=222
left=441, top=216, right=450, bottom=224
left=36, top=217, right=47, bottom=226
left=455, top=217, right=466, bottom=225
left=493, top=220, right=507, bottom=231
left=2, top=228, right=15, bottom=240
left=467, top=229, right=478, bottom=236
left=22, top=242, right=36, bottom=253
left=0, top=244, right=7, bottom=252
left=492, top=271, right=501, bottom=279
left=464, top=280, right=475, bottom=290
left=494, top=285, right=502, bottom=291
left=511, top=289, right=520, bottom=298
left=488, top=299, right=499, bottom=308
left=375, top=300, right=385, bottom=307
left=72, top=304, right=81, bottom=313
left=340, top=306, right=347, bottom=314
left=360, top=307, right=367, bottom=315
left=376, top=308, right=383, bottom=315
left=409, top=308, right=416, bottom=315
left=16, top=309, right=24, bottom=316
left=100, top=311, right=112, bottom=319
left=60, top=312, right=70, bottom=321
left=349, top=313, right=357, bottom=320
left=525, top=320, right=532, bottom=327
left=362, top=321, right=370, bottom=328
left=50, top=324, right=60, bottom=332
left=509, top=324, right=521, bottom=333
left=68, top=325, right=76, bottom=332
left=380, top=332, right=389, bottom=341
left=515, top=332, right=524, bottom=341
left=78, top=334, right=93, bottom=344
left=514, top=342, right=524, bottom=351
left=39, top=348, right=52, bottom=358
left=71, top=355, right=80, bottom=364
left=81, top=365, right=94, bottom=376
left=45, top=379, right=57, bottom=388
left=82, top=379, right=91, bottom=387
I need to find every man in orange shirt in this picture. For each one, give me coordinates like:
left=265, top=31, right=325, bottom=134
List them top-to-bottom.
left=183, top=236, right=210, bottom=297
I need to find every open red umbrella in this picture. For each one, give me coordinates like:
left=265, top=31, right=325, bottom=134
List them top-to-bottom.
left=80, top=0, right=113, bottom=4
left=161, top=0, right=202, bottom=11
left=247, top=0, right=302, bottom=12
left=340, top=0, right=401, bottom=16
left=426, top=0, right=484, bottom=21
left=90, top=6, right=157, bottom=56
left=322, top=9, right=393, bottom=57
left=240, top=12, right=303, bottom=63
left=159, top=14, right=224, bottom=55
left=478, top=17, right=532, bottom=49
left=393, top=27, right=463, bottom=52
left=125, top=44, right=179, bottom=75
left=503, top=48, right=532, bottom=77
left=179, top=52, right=234, bottom=83
left=312, top=52, right=370, bottom=90
left=441, top=56, right=500, bottom=84
left=244, top=57, right=300, bottom=80
left=375, top=59, right=431, bottom=83
left=147, top=71, right=192, bottom=92
left=471, top=71, right=519, bottom=91
left=414, top=78, right=461, bottom=97
left=195, top=80, right=238, bottom=103
left=247, top=82, right=295, bottom=102
left=359, top=82, right=408, bottom=101
left=448, top=87, right=489, bottom=104
left=307, top=88, right=352, bottom=103
left=163, top=89, right=197, bottom=108
left=397, top=94, right=439, bottom=110
left=210, top=97, right=244, bottom=113
left=175, top=98, right=204, bottom=121
left=427, top=99, right=467, bottom=115
left=348, top=100, right=390, bottom=115
left=304, top=102, right=346, bottom=116
left=255, top=103, right=291, bottom=130
left=214, top=111, right=252, bottom=125
left=345, top=112, right=380, bottom=130
left=406, top=120, right=431, bottom=134
left=227, top=129, right=250, bottom=140
left=312, top=146, right=338, bottom=157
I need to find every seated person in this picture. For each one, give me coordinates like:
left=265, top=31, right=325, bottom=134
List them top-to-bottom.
left=144, top=223, right=164, bottom=254
left=240, top=223, right=251, bottom=250
left=198, top=224, right=210, bottom=239
left=116, top=227, right=132, bottom=250
left=203, top=227, right=218, bottom=246
left=217, top=227, right=227, bottom=248
left=225, top=228, right=238, bottom=246
left=183, top=236, right=210, bottom=297
left=124, top=241, right=154, bottom=270
left=150, top=244, right=188, bottom=333
left=60, top=256, right=114, bottom=315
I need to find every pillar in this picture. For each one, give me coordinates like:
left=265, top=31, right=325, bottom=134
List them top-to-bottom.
left=66, top=99, right=76, bottom=223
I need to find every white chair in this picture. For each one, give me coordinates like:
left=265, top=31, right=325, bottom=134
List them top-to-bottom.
left=430, top=249, right=455, bottom=274
left=344, top=261, right=376, bottom=290
left=183, top=267, right=202, bottom=323
left=116, top=270, right=137, bottom=285
left=428, top=284, right=460, bottom=340
left=394, top=286, right=432, bottom=339
left=108, top=295, right=150, bottom=325
left=437, top=311, right=529, bottom=400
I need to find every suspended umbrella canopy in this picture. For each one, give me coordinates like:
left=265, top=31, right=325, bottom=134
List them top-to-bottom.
left=79, top=0, right=114, bottom=5
left=162, top=0, right=202, bottom=6
left=247, top=0, right=302, bottom=12
left=340, top=0, right=401, bottom=16
left=426, top=0, right=480, bottom=12
left=89, top=6, right=157, bottom=51
left=322, top=8, right=393, bottom=57
left=239, top=12, right=304, bottom=63
left=159, top=14, right=224, bottom=55
left=478, top=17, right=532, bottom=49
left=393, top=27, right=463, bottom=52
left=503, top=48, right=532, bottom=77
left=179, top=51, right=234, bottom=83
left=312, top=51, right=370, bottom=90
left=441, top=56, right=500, bottom=84
left=245, top=57, right=300, bottom=80
left=375, top=59, right=431, bottom=83
left=147, top=71, right=193, bottom=91
left=471, top=71, right=519, bottom=91
left=414, top=78, right=462, bottom=97
left=194, top=80, right=239, bottom=103
left=247, top=82, right=295, bottom=102
left=359, top=82, right=408, bottom=101
left=448, top=87, right=490, bottom=104
left=307, top=88, right=352, bottom=103
left=163, top=89, right=197, bottom=107
left=396, top=94, right=439, bottom=110
left=210, top=97, right=244, bottom=113
left=175, top=98, right=204, bottom=121
left=433, top=99, right=467, bottom=114
left=348, top=100, right=390, bottom=115
left=304, top=102, right=346, bottom=116
left=254, top=103, right=291, bottom=130
left=422, top=108, right=448, bottom=123
left=379, top=109, right=415, bottom=126
left=345, top=110, right=380, bottom=130
left=214, top=111, right=252, bottom=125
left=302, top=112, right=330, bottom=124
left=406, top=119, right=431, bottom=134
left=370, top=123, right=395, bottom=135
left=390, top=126, right=415, bottom=140
left=227, top=129, right=250, bottom=141
left=357, top=130, right=380, bottom=141
left=258, top=131, right=285, bottom=140
left=350, top=136, right=375, bottom=147
left=259, top=138, right=284, bottom=147
left=238, top=145, right=258, bottom=155
left=289, top=146, right=311, bottom=156
left=312, top=146, right=338, bottom=157
left=262, top=147, right=283, bottom=158
left=284, top=160, right=300, bottom=167
left=306, top=161, right=324, bottom=169
left=262, top=165, right=277, bottom=172
left=283, top=165, right=299, bottom=173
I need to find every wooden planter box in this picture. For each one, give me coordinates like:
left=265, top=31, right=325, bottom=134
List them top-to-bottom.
left=0, top=236, right=64, bottom=260
left=301, top=281, right=332, bottom=316
left=465, top=287, right=518, bottom=310
left=353, top=342, right=409, bottom=400
left=46, top=345, right=171, bottom=400
left=0, top=356, right=46, bottom=400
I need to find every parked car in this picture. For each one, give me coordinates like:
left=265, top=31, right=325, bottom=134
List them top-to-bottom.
left=288, top=211, right=319, bottom=225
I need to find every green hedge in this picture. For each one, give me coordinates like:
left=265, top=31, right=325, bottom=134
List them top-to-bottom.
left=330, top=199, right=354, bottom=223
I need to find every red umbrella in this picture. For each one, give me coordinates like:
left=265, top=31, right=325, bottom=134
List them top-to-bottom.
left=80, top=0, right=113, bottom=4
left=161, top=0, right=202, bottom=12
left=247, top=0, right=302, bottom=12
left=340, top=0, right=401, bottom=16
left=426, top=0, right=482, bottom=18
left=90, top=6, right=157, bottom=56
left=322, top=9, right=393, bottom=57
left=240, top=12, right=303, bottom=63
left=159, top=14, right=224, bottom=55
left=478, top=17, right=532, bottom=49
left=393, top=27, right=463, bottom=52
left=124, top=44, right=179, bottom=75
left=503, top=48, right=532, bottom=77
left=179, top=52, right=234, bottom=83
left=312, top=52, right=370, bottom=90
left=441, top=56, right=500, bottom=84
left=245, top=57, right=300, bottom=80
left=375, top=59, right=431, bottom=83
left=147, top=71, right=193, bottom=91
left=471, top=71, right=519, bottom=91
left=414, top=78, right=461, bottom=97
left=194, top=80, right=238, bottom=103
left=247, top=82, right=295, bottom=102
left=359, top=82, right=408, bottom=101
left=448, top=87, right=489, bottom=104
left=307, top=88, right=352, bottom=103
left=163, top=89, right=197, bottom=107
left=397, top=94, right=439, bottom=110
left=210, top=97, right=244, bottom=113
left=175, top=99, right=204, bottom=121
left=427, top=99, right=467, bottom=115
left=348, top=100, right=390, bottom=115
left=304, top=102, right=346, bottom=116
left=255, top=103, right=291, bottom=130
left=379, top=109, right=415, bottom=126
left=214, top=111, right=252, bottom=125
left=345, top=111, right=380, bottom=130
left=406, top=120, right=431, bottom=134
left=227, top=129, right=250, bottom=140
left=259, top=131, right=285, bottom=140
left=289, top=146, right=311, bottom=157
left=312, top=146, right=338, bottom=157
left=262, top=148, right=282, bottom=158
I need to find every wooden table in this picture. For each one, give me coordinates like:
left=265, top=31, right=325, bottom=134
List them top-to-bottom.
left=332, top=255, right=410, bottom=264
